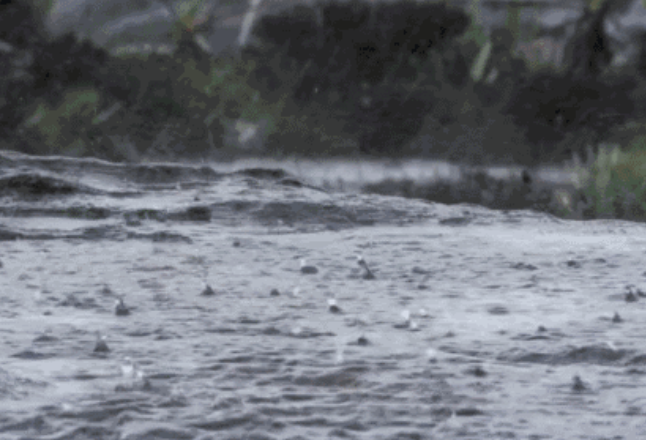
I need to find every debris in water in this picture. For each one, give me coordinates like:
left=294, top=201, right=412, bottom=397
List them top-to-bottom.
left=357, top=255, right=375, bottom=279
left=300, top=259, right=318, bottom=274
left=201, top=283, right=216, bottom=296
left=99, top=284, right=113, bottom=296
left=625, top=286, right=638, bottom=303
left=115, top=297, right=130, bottom=316
left=328, top=298, right=342, bottom=314
left=94, top=331, right=110, bottom=353
left=468, top=365, right=487, bottom=377
left=572, top=375, right=587, bottom=392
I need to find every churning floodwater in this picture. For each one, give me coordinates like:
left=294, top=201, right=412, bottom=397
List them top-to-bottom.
left=1, top=150, right=646, bottom=440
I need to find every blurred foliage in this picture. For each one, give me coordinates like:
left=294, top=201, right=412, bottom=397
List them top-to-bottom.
left=2, top=0, right=646, bottom=222
left=166, top=0, right=210, bottom=42
left=174, top=0, right=207, bottom=31
left=248, top=0, right=471, bottom=155
left=464, top=0, right=488, bottom=47
left=587, top=0, right=607, bottom=12
left=505, top=1, right=521, bottom=44
left=470, top=40, right=491, bottom=82
left=23, top=87, right=101, bottom=156
left=571, top=142, right=646, bottom=220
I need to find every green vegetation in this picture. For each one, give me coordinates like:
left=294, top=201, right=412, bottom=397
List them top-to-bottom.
left=4, top=0, right=646, bottom=222
left=23, top=88, right=102, bottom=156
left=569, top=137, right=646, bottom=221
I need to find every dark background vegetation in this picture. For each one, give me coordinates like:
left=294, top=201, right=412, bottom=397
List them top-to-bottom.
left=2, top=0, right=646, bottom=220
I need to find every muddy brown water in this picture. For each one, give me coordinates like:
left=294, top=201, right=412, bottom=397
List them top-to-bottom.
left=1, top=150, right=646, bottom=440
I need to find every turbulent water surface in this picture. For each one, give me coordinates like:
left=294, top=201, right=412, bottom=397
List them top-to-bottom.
left=1, top=150, right=646, bottom=440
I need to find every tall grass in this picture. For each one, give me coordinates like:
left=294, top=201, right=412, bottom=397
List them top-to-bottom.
left=569, top=138, right=646, bottom=220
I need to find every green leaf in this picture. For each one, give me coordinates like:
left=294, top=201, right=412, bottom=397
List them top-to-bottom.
left=469, top=0, right=482, bottom=26
left=587, top=0, right=606, bottom=12
left=505, top=1, right=521, bottom=44
left=471, top=40, right=492, bottom=82
left=59, top=89, right=99, bottom=119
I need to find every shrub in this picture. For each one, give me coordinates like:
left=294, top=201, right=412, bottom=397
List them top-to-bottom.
left=504, top=72, right=635, bottom=162
left=21, top=87, right=101, bottom=156
left=571, top=141, right=646, bottom=220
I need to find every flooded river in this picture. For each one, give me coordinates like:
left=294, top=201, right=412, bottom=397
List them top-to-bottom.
left=1, top=150, right=645, bottom=440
